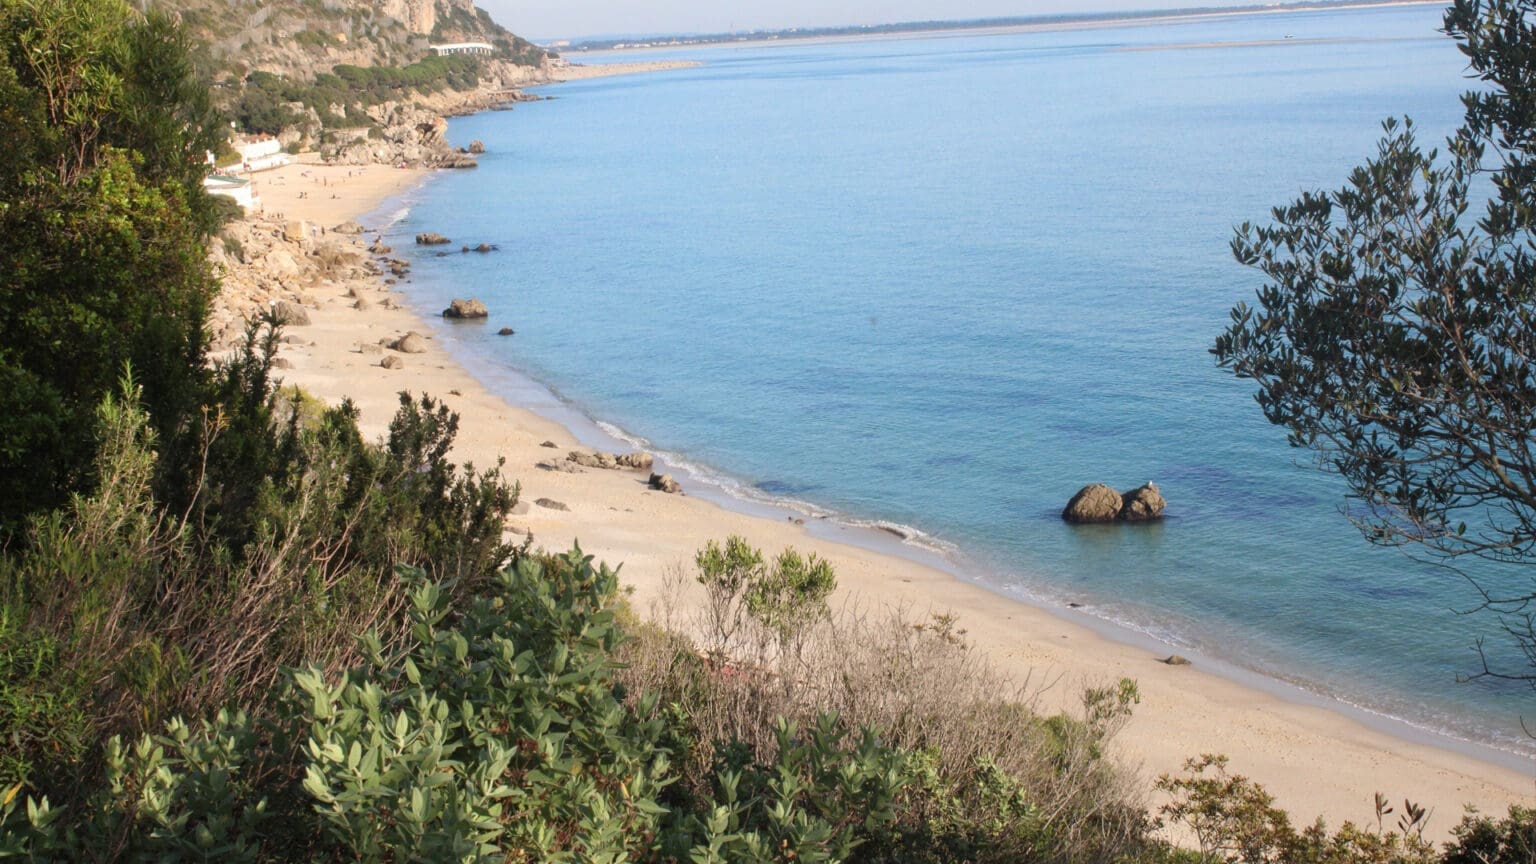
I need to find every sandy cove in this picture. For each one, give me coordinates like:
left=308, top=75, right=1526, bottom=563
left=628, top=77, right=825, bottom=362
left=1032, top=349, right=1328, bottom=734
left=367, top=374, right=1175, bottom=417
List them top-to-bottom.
left=222, top=156, right=1535, bottom=842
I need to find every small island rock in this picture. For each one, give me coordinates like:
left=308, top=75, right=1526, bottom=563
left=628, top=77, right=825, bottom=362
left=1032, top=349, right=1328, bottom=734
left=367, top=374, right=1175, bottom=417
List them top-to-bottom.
left=468, top=139, right=485, bottom=154
left=415, top=232, right=451, bottom=245
left=498, top=327, right=515, bottom=336
left=1120, top=482, right=1167, bottom=522
left=1061, top=484, right=1123, bottom=523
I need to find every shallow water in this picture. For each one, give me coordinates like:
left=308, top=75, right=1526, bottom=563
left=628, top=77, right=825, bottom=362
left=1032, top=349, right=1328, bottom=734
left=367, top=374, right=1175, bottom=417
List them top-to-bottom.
left=385, top=4, right=1536, bottom=757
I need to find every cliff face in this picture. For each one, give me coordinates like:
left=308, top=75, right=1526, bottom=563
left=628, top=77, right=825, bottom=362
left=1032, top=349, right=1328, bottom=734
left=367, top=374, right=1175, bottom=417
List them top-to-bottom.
left=167, top=0, right=540, bottom=81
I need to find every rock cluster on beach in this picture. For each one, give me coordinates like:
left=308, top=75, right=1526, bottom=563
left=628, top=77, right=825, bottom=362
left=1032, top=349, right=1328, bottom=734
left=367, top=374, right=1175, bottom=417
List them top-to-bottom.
left=568, top=450, right=654, bottom=471
left=1061, top=482, right=1166, bottom=523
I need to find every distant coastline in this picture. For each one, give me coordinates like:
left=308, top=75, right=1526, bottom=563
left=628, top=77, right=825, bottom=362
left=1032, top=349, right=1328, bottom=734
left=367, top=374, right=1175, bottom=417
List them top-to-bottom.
left=556, top=0, right=1445, bottom=53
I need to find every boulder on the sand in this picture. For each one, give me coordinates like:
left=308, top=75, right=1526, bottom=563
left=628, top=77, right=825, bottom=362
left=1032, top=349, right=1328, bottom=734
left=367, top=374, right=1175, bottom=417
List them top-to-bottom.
left=468, top=139, right=485, bottom=154
left=332, top=221, right=364, bottom=235
left=415, top=232, right=451, bottom=245
left=353, top=297, right=371, bottom=311
left=442, top=298, right=489, bottom=319
left=273, top=300, right=311, bottom=326
left=497, top=327, right=515, bottom=336
left=390, top=332, right=428, bottom=354
left=380, top=355, right=404, bottom=370
left=270, top=357, right=293, bottom=369
left=540, top=440, right=558, bottom=448
left=569, top=450, right=654, bottom=472
left=616, top=452, right=654, bottom=471
left=649, top=473, right=682, bottom=494
left=1120, top=482, right=1166, bottom=522
left=1061, top=483, right=1123, bottom=523
left=534, top=497, right=569, bottom=511
left=1163, top=655, right=1192, bottom=666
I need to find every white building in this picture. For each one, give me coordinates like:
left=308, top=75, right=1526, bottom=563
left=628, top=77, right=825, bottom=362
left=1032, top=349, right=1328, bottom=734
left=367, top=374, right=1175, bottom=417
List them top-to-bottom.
left=429, top=42, right=494, bottom=56
left=233, top=137, right=290, bottom=173
left=203, top=174, right=257, bottom=212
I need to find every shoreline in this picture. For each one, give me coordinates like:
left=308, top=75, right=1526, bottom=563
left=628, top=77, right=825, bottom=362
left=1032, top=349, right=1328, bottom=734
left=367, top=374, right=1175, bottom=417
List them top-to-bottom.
left=218, top=123, right=1534, bottom=844
left=406, top=320, right=1536, bottom=773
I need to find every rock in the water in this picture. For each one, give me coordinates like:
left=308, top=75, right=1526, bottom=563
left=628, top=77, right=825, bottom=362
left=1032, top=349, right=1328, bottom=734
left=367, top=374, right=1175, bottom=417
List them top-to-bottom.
left=468, top=139, right=485, bottom=154
left=332, top=221, right=364, bottom=235
left=415, top=232, right=451, bottom=245
left=474, top=243, right=492, bottom=253
left=443, top=298, right=489, bottom=319
left=273, top=301, right=311, bottom=326
left=497, top=327, right=515, bottom=336
left=380, top=355, right=404, bottom=370
left=649, top=473, right=682, bottom=494
left=1062, top=481, right=1168, bottom=523
left=1119, top=482, right=1166, bottom=522
left=1061, top=483, right=1123, bottom=523
left=534, top=497, right=569, bottom=511
left=1163, top=655, right=1192, bottom=666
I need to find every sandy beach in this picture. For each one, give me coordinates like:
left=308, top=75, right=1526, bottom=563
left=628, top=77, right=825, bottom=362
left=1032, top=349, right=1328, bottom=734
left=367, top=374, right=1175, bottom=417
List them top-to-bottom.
left=548, top=59, right=702, bottom=82
left=223, top=150, right=1535, bottom=843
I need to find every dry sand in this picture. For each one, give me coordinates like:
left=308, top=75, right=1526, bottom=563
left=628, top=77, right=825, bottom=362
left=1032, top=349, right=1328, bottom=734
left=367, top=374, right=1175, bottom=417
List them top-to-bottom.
left=547, top=59, right=702, bottom=81
left=233, top=149, right=1535, bottom=845
left=247, top=154, right=429, bottom=227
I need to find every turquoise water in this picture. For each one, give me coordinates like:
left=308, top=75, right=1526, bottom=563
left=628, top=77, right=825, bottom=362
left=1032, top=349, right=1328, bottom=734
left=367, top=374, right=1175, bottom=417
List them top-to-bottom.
left=384, top=4, right=1536, bottom=758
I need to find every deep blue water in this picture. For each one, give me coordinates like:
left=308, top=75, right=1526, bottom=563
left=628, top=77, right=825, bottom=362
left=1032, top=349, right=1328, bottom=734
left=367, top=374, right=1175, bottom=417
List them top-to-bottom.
left=384, top=4, right=1536, bottom=757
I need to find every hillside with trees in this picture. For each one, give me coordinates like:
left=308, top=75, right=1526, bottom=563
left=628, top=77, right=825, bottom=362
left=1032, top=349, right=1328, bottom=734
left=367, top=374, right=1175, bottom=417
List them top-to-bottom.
left=0, top=0, right=1534, bottom=860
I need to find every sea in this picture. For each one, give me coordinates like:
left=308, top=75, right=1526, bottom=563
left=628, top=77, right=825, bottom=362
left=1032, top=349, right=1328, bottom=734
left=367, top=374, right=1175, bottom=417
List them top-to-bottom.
left=373, top=2, right=1536, bottom=764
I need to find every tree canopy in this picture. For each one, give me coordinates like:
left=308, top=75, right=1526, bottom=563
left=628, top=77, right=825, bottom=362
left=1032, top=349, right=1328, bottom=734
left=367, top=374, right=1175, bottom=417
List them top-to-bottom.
left=0, top=0, right=223, bottom=535
left=1212, top=0, right=1536, bottom=684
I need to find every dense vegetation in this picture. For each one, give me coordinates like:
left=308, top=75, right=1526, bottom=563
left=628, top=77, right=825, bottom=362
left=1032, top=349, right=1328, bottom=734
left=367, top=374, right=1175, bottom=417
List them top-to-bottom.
left=2, top=0, right=1534, bottom=861
left=230, top=55, right=488, bottom=134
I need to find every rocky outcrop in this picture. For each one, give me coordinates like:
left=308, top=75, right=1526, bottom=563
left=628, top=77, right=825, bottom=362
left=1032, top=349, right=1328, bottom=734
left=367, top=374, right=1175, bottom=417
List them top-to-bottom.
left=468, top=139, right=485, bottom=154
left=416, top=232, right=451, bottom=245
left=443, top=298, right=489, bottom=319
left=567, top=450, right=654, bottom=472
left=1062, top=482, right=1166, bottom=524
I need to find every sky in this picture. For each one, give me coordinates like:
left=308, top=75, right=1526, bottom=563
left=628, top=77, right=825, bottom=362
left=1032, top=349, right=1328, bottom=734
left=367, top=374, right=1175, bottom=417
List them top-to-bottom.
left=479, top=0, right=1248, bottom=42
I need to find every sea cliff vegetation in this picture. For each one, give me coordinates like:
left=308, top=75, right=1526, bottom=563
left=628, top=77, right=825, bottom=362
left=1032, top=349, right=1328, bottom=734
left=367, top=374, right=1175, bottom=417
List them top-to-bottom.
left=0, top=0, right=1533, bottom=861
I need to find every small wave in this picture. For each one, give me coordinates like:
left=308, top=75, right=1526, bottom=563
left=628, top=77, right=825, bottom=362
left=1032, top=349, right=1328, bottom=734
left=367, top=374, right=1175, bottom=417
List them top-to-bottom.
left=590, top=420, right=958, bottom=555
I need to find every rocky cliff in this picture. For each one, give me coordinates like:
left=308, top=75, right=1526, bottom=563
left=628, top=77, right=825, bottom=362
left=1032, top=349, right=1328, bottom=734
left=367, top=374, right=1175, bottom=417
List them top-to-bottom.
left=166, top=0, right=544, bottom=82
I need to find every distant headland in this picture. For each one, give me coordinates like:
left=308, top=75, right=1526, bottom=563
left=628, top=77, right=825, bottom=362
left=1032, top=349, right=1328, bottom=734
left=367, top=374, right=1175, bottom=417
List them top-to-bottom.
left=557, top=0, right=1443, bottom=52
